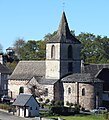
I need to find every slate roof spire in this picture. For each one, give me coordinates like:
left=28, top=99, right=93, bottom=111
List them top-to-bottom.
left=47, top=11, right=80, bottom=43
left=58, top=11, right=71, bottom=38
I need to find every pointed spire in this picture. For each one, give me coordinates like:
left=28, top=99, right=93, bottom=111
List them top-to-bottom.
left=47, top=11, right=81, bottom=43
left=58, top=11, right=71, bottom=37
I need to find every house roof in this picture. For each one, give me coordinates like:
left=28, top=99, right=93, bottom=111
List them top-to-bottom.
left=47, top=12, right=80, bottom=44
left=9, top=61, right=45, bottom=80
left=0, top=63, right=11, bottom=74
left=82, top=64, right=109, bottom=76
left=96, top=68, right=109, bottom=82
left=61, top=73, right=102, bottom=83
left=34, top=76, right=58, bottom=85
left=13, top=94, right=36, bottom=106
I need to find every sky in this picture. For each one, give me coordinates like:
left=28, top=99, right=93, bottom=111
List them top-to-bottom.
left=0, top=0, right=109, bottom=52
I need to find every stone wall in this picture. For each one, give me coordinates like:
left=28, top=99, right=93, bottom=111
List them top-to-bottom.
left=46, top=43, right=60, bottom=79
left=8, top=80, right=29, bottom=98
left=63, top=82, right=102, bottom=110
left=63, top=82, right=77, bottom=105
left=79, top=83, right=95, bottom=110
left=41, top=84, right=54, bottom=101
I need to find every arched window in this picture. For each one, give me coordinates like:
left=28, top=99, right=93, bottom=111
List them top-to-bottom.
left=51, top=45, right=55, bottom=59
left=68, top=45, right=73, bottom=59
left=68, top=62, right=73, bottom=72
left=19, top=86, right=24, bottom=94
left=68, top=87, right=71, bottom=94
left=44, top=88, right=48, bottom=96
left=82, top=88, right=85, bottom=96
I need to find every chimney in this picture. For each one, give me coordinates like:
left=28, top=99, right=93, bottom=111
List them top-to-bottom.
left=0, top=55, right=3, bottom=64
left=81, top=60, right=84, bottom=73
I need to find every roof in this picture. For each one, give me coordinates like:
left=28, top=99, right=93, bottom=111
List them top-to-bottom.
left=47, top=12, right=80, bottom=44
left=9, top=61, right=45, bottom=80
left=0, top=63, right=12, bottom=74
left=82, top=64, right=109, bottom=76
left=96, top=68, right=109, bottom=81
left=61, top=73, right=102, bottom=83
left=34, top=76, right=58, bottom=85
left=13, top=94, right=35, bottom=106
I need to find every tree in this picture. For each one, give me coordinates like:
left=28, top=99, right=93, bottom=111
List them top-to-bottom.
left=44, top=31, right=57, bottom=41
left=77, top=32, right=97, bottom=63
left=13, top=38, right=26, bottom=59
left=20, top=40, right=37, bottom=60
left=27, top=78, right=46, bottom=97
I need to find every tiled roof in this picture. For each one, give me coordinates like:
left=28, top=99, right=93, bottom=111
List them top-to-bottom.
left=47, top=12, right=80, bottom=44
left=9, top=61, right=45, bottom=80
left=0, top=63, right=11, bottom=74
left=82, top=64, right=109, bottom=76
left=96, top=68, right=109, bottom=81
left=61, top=73, right=102, bottom=83
left=34, top=76, right=58, bottom=85
left=13, top=94, right=34, bottom=106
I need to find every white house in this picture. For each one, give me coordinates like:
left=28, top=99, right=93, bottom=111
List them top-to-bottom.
left=13, top=94, right=39, bottom=117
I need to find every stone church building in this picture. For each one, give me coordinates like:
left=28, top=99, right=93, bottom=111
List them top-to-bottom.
left=8, top=12, right=109, bottom=110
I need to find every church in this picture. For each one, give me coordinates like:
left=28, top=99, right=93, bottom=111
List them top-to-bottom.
left=8, top=12, right=109, bottom=110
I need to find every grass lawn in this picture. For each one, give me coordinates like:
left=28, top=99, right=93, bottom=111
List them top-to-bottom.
left=47, top=115, right=105, bottom=120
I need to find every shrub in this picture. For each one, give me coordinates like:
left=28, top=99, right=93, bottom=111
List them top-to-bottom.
left=38, top=98, right=43, bottom=102
left=45, top=99, right=50, bottom=104
left=51, top=100, right=55, bottom=106
left=55, top=101, right=64, bottom=107
left=0, top=104, right=10, bottom=110
left=50, top=106, right=75, bottom=116
left=103, top=112, right=109, bottom=120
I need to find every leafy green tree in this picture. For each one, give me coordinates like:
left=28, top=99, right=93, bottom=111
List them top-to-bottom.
left=11, top=31, right=109, bottom=64
left=77, top=32, right=96, bottom=63
left=13, top=38, right=26, bottom=59
left=20, top=40, right=37, bottom=60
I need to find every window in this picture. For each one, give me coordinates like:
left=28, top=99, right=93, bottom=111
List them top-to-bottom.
left=51, top=45, right=55, bottom=59
left=68, top=45, right=73, bottom=59
left=68, top=62, right=73, bottom=72
left=19, top=86, right=24, bottom=94
left=68, top=87, right=71, bottom=94
left=44, top=88, right=48, bottom=96
left=82, top=88, right=85, bottom=96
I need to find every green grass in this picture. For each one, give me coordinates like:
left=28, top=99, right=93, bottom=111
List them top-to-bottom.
left=47, top=115, right=105, bottom=120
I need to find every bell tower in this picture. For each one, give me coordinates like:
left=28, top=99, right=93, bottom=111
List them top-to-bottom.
left=45, top=12, right=81, bottom=79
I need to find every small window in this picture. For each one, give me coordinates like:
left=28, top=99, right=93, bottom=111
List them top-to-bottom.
left=51, top=45, right=55, bottom=59
left=68, top=45, right=73, bottom=59
left=19, top=86, right=24, bottom=94
left=68, top=87, right=71, bottom=94
left=44, top=88, right=48, bottom=96
left=82, top=88, right=85, bottom=96
left=30, top=107, right=32, bottom=110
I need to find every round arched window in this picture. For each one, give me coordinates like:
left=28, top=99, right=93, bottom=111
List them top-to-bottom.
left=51, top=45, right=55, bottom=59
left=68, top=87, right=71, bottom=94
left=82, top=88, right=85, bottom=96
